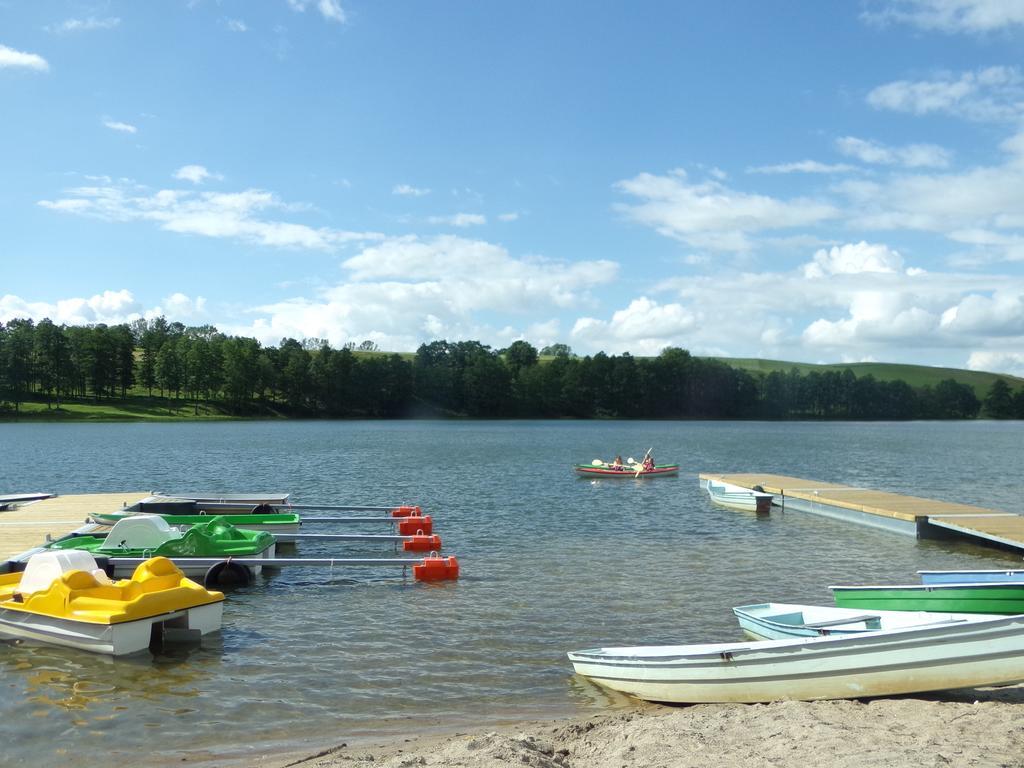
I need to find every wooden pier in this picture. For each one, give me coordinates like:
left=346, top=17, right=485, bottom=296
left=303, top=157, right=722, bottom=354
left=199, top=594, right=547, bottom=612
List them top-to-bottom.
left=699, top=473, right=1024, bottom=554
left=0, top=492, right=148, bottom=561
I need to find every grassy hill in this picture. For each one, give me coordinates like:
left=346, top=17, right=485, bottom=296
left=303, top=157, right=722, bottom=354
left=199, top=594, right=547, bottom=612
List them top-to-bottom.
left=709, top=358, right=1024, bottom=398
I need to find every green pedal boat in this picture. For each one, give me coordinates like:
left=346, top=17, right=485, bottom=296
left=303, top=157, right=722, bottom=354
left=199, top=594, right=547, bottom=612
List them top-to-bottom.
left=90, top=510, right=301, bottom=536
left=47, top=515, right=276, bottom=579
left=831, top=582, right=1024, bottom=614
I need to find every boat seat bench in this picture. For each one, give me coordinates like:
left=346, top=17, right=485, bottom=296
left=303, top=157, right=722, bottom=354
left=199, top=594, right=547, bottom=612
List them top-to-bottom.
left=801, top=614, right=881, bottom=628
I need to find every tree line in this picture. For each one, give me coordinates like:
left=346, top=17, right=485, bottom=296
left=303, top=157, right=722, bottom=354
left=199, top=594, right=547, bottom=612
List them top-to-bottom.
left=1, top=317, right=1023, bottom=420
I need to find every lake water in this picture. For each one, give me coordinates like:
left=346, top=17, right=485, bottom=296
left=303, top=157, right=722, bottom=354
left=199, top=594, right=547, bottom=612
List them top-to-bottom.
left=1, top=420, right=1022, bottom=766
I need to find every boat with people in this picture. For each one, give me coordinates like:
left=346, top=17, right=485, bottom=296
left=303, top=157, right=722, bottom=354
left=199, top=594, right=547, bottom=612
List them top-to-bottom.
left=574, top=451, right=679, bottom=478
left=703, top=479, right=773, bottom=513
left=44, top=515, right=277, bottom=579
left=0, top=550, right=224, bottom=655
left=831, top=582, right=1024, bottom=614
left=733, top=602, right=997, bottom=640
left=567, top=612, right=1024, bottom=703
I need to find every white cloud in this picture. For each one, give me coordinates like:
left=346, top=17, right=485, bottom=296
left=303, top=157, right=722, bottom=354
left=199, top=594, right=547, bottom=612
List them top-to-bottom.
left=286, top=0, right=347, bottom=23
left=864, top=0, right=1024, bottom=33
left=51, top=17, right=120, bottom=34
left=226, top=19, right=248, bottom=32
left=0, top=44, right=49, bottom=71
left=867, top=66, right=1024, bottom=122
left=103, top=119, right=137, bottom=134
left=836, top=130, right=1024, bottom=242
left=836, top=136, right=952, bottom=168
left=747, top=160, right=857, bottom=174
left=173, top=165, right=223, bottom=184
left=615, top=169, right=838, bottom=252
left=38, top=179, right=382, bottom=250
left=393, top=184, right=431, bottom=197
left=498, top=212, right=520, bottom=222
left=427, top=213, right=486, bottom=227
left=225, top=235, right=619, bottom=348
left=802, top=242, right=906, bottom=278
left=0, top=290, right=141, bottom=326
left=0, top=290, right=211, bottom=327
left=940, top=290, right=1024, bottom=335
left=151, top=293, right=207, bottom=321
left=571, top=297, right=699, bottom=356
left=966, top=350, right=1024, bottom=377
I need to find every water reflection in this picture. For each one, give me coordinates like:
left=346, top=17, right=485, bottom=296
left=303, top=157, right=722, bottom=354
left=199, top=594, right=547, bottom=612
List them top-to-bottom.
left=1, top=420, right=1022, bottom=765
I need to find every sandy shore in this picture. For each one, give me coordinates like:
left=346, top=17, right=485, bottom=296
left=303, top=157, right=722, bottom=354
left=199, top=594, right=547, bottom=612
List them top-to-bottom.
left=263, top=683, right=1024, bottom=768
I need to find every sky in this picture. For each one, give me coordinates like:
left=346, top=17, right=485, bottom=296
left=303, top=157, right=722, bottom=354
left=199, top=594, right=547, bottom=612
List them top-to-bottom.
left=3, top=1, right=1024, bottom=376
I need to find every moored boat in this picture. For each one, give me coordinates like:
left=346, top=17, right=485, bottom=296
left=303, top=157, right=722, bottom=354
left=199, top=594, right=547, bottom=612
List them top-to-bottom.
left=703, top=479, right=773, bottom=513
left=90, top=511, right=301, bottom=536
left=45, top=515, right=276, bottom=579
left=0, top=550, right=223, bottom=655
left=918, top=569, right=1024, bottom=585
left=831, top=582, right=1024, bottom=614
left=734, top=602, right=996, bottom=640
left=568, top=613, right=1024, bottom=703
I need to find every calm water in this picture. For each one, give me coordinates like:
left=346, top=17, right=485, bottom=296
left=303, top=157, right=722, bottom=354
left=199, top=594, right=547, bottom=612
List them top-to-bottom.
left=0, top=420, right=1022, bottom=766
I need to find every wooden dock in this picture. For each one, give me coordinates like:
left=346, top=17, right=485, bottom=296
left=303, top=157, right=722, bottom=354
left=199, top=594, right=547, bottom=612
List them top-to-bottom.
left=700, top=473, right=1024, bottom=554
left=0, top=492, right=149, bottom=561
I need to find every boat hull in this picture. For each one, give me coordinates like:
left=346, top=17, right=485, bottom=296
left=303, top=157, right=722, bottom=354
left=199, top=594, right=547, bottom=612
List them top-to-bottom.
left=574, top=465, right=679, bottom=478
left=704, top=480, right=773, bottom=512
left=918, top=570, right=1024, bottom=585
left=832, top=583, right=1024, bottom=614
left=0, top=602, right=223, bottom=655
left=733, top=602, right=996, bottom=640
left=568, top=614, right=1024, bottom=703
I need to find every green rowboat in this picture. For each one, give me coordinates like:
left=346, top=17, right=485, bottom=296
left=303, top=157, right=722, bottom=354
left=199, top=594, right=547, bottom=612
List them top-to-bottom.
left=831, top=583, right=1024, bottom=614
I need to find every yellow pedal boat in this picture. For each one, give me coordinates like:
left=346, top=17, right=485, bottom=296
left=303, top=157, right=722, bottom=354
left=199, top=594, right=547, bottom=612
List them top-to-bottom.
left=0, top=550, right=224, bottom=656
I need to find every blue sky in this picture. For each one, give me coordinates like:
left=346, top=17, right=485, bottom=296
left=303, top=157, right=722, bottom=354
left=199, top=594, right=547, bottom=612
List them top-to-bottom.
left=3, top=1, right=1024, bottom=375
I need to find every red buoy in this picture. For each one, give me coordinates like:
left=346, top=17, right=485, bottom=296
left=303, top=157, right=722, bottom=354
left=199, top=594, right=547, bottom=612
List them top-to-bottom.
left=391, top=505, right=422, bottom=517
left=397, top=515, right=432, bottom=536
left=403, top=534, right=442, bottom=552
left=413, top=554, right=459, bottom=581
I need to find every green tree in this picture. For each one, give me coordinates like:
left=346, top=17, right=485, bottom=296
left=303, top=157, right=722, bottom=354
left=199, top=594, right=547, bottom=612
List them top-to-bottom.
left=33, top=318, right=70, bottom=408
left=0, top=319, right=34, bottom=411
left=155, top=337, right=184, bottom=400
left=983, top=378, right=1015, bottom=419
left=934, top=379, right=981, bottom=419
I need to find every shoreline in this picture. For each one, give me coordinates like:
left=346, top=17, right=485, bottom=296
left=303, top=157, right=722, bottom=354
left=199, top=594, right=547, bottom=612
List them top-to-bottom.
left=249, top=685, right=1024, bottom=768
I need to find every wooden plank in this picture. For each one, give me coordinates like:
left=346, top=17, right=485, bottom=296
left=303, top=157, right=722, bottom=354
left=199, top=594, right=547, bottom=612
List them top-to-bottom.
left=0, top=492, right=148, bottom=561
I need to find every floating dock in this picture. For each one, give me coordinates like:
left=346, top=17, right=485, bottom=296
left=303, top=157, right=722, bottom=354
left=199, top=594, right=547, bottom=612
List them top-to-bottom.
left=699, top=473, right=1024, bottom=555
left=0, top=492, right=148, bottom=561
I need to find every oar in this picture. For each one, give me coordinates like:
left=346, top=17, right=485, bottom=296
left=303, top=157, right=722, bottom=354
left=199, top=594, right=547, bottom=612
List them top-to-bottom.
left=635, top=447, right=653, bottom=477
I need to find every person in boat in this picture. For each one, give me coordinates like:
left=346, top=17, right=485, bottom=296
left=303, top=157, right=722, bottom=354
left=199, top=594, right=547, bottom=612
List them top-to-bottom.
left=642, top=454, right=655, bottom=472
left=611, top=455, right=624, bottom=470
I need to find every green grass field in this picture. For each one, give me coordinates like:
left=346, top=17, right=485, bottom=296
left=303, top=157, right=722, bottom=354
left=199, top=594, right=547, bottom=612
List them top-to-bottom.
left=710, top=358, right=1024, bottom=398
left=3, top=398, right=240, bottom=421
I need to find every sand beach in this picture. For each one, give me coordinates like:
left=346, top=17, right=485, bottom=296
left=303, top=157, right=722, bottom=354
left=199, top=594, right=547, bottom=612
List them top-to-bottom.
left=268, top=684, right=1024, bottom=768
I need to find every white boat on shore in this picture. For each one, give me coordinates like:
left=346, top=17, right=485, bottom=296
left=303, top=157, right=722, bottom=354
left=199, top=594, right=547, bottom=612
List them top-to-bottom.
left=703, top=479, right=773, bottom=513
left=733, top=602, right=997, bottom=640
left=567, top=613, right=1024, bottom=703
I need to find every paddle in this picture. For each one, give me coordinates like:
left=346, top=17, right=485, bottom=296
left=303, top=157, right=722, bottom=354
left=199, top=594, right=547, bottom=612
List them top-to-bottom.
left=635, top=447, right=653, bottom=477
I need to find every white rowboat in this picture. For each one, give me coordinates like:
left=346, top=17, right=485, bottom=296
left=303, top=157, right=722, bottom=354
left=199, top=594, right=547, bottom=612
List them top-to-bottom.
left=703, top=479, right=773, bottom=513
left=733, top=602, right=998, bottom=640
left=568, top=614, right=1024, bottom=703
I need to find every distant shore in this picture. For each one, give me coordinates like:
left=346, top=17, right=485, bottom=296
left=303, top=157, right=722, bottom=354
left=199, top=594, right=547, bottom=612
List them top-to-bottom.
left=259, top=687, right=1024, bottom=768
